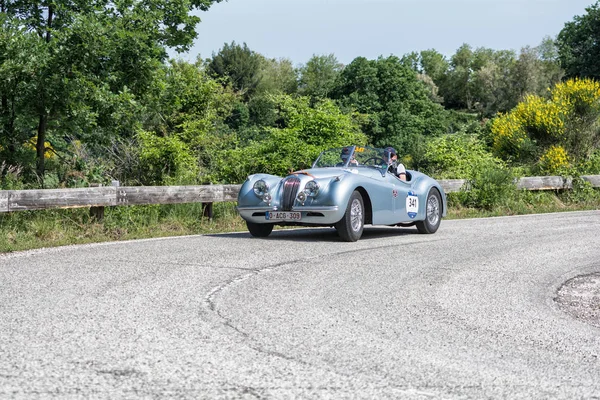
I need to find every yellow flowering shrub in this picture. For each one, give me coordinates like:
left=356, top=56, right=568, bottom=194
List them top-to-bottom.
left=490, top=77, right=600, bottom=164
left=552, top=78, right=600, bottom=112
left=514, top=94, right=566, bottom=138
left=491, top=111, right=528, bottom=158
left=24, top=137, right=54, bottom=159
left=539, top=145, right=569, bottom=174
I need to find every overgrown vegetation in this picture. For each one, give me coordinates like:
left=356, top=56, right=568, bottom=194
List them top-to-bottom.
left=2, top=0, right=600, bottom=252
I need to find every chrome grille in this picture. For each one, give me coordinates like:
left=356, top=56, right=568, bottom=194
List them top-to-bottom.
left=281, top=177, right=300, bottom=210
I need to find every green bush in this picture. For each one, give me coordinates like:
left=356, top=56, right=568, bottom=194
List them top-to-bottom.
left=214, top=95, right=368, bottom=183
left=137, top=130, right=199, bottom=185
left=421, top=133, right=504, bottom=179
left=577, top=149, right=600, bottom=174
left=0, top=162, right=25, bottom=190
left=463, top=164, right=517, bottom=210
left=562, top=177, right=600, bottom=204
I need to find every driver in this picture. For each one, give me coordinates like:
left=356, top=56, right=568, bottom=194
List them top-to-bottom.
left=382, top=147, right=406, bottom=181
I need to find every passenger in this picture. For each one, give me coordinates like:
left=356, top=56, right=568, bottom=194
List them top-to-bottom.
left=339, top=146, right=359, bottom=166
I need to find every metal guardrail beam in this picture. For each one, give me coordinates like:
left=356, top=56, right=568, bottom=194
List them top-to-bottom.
left=0, top=176, right=599, bottom=214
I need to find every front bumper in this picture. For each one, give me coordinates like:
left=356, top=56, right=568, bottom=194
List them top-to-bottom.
left=237, top=205, right=342, bottom=225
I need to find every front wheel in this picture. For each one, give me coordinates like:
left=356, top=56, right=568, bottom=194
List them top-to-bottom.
left=416, top=188, right=442, bottom=234
left=335, top=191, right=364, bottom=242
left=246, top=221, right=274, bottom=237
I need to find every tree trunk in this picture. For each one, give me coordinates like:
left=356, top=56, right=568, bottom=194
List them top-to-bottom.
left=35, top=4, right=54, bottom=180
left=1, top=94, right=16, bottom=155
left=1, top=95, right=9, bottom=136
left=36, top=113, right=47, bottom=178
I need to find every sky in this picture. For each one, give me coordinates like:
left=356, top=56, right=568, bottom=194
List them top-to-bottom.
left=173, top=0, right=596, bottom=66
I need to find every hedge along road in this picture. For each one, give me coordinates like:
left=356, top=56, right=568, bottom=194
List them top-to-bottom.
left=1, top=211, right=599, bottom=399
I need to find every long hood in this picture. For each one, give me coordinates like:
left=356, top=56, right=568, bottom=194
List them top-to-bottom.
left=288, top=168, right=348, bottom=179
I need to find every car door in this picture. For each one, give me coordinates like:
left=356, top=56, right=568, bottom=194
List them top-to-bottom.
left=363, top=170, right=406, bottom=225
left=385, top=172, right=414, bottom=223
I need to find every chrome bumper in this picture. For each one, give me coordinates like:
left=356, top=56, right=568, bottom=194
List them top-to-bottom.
left=237, top=205, right=341, bottom=225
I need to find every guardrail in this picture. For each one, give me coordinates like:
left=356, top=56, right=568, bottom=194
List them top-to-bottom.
left=1, top=176, right=599, bottom=217
left=0, top=184, right=241, bottom=219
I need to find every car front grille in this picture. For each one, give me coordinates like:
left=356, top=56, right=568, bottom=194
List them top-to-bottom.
left=281, top=177, right=300, bottom=211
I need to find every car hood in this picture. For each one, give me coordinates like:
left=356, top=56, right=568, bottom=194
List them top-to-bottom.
left=291, top=167, right=346, bottom=179
left=291, top=167, right=379, bottom=180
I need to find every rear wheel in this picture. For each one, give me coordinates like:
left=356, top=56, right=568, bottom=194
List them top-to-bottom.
left=416, top=188, right=442, bottom=234
left=335, top=191, right=364, bottom=242
left=246, top=221, right=274, bottom=237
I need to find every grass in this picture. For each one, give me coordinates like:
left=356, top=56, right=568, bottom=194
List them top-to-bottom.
left=1, top=190, right=599, bottom=253
left=0, top=203, right=247, bottom=253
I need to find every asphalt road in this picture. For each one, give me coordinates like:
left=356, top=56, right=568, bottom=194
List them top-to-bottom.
left=1, top=211, right=599, bottom=399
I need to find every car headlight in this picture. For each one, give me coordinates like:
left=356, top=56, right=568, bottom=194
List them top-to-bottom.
left=253, top=179, right=269, bottom=197
left=304, top=180, right=319, bottom=197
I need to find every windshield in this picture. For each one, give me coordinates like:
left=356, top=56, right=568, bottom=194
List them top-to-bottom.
left=312, top=146, right=389, bottom=169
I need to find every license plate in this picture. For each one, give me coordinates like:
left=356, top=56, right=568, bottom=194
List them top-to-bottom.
left=266, top=211, right=301, bottom=221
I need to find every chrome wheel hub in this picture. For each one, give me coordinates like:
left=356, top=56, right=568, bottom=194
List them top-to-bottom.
left=427, top=195, right=440, bottom=226
left=350, top=198, right=363, bottom=231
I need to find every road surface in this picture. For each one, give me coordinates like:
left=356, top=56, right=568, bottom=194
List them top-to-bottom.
left=1, top=211, right=599, bottom=399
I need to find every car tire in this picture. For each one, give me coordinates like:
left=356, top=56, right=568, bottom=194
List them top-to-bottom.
left=416, top=188, right=442, bottom=234
left=335, top=191, right=364, bottom=242
left=246, top=221, right=274, bottom=237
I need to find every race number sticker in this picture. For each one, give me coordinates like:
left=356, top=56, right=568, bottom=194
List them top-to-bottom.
left=406, top=191, right=418, bottom=219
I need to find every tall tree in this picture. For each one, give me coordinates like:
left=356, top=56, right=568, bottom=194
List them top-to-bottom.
left=0, top=0, right=222, bottom=178
left=557, top=1, right=600, bottom=79
left=0, top=19, right=42, bottom=165
left=512, top=40, right=563, bottom=104
left=207, top=41, right=263, bottom=99
left=443, top=44, right=475, bottom=110
left=419, top=49, right=449, bottom=83
left=470, top=49, right=516, bottom=116
left=400, top=50, right=448, bottom=104
left=298, top=54, right=343, bottom=99
left=331, top=56, right=448, bottom=164
left=255, top=57, right=298, bottom=95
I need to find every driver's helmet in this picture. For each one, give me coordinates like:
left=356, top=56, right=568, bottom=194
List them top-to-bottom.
left=340, top=146, right=353, bottom=162
left=383, top=147, right=397, bottom=165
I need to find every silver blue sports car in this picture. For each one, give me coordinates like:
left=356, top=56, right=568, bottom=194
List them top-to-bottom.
left=236, top=145, right=447, bottom=241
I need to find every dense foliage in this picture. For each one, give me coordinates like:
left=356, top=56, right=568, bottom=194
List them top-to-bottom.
left=0, top=0, right=223, bottom=184
left=1, top=0, right=600, bottom=213
left=557, top=2, right=600, bottom=80
left=331, top=56, right=448, bottom=167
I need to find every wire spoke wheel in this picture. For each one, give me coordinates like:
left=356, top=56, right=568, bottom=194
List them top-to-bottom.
left=416, top=188, right=442, bottom=234
left=336, top=191, right=365, bottom=242
left=427, top=194, right=440, bottom=227
left=350, top=198, right=363, bottom=232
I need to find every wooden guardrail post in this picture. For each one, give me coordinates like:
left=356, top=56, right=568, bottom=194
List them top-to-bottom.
left=88, top=180, right=120, bottom=221
left=89, top=183, right=105, bottom=221
left=0, top=190, right=8, bottom=213
left=202, top=203, right=213, bottom=219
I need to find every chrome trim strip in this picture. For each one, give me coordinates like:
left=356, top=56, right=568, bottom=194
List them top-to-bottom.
left=237, top=206, right=338, bottom=212
left=237, top=206, right=278, bottom=212
left=292, top=206, right=339, bottom=212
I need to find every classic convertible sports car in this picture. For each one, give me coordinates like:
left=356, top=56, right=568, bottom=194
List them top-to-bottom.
left=236, top=146, right=447, bottom=242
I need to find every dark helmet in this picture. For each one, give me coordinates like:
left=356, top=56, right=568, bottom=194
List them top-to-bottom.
left=383, top=147, right=397, bottom=160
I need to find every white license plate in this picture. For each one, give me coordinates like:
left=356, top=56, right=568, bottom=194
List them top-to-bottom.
left=266, top=211, right=301, bottom=221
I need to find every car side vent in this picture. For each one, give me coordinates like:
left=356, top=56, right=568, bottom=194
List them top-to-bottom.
left=282, top=177, right=300, bottom=210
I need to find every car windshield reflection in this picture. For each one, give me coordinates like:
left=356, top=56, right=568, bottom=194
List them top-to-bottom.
left=313, top=146, right=387, bottom=169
